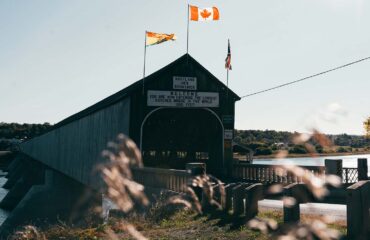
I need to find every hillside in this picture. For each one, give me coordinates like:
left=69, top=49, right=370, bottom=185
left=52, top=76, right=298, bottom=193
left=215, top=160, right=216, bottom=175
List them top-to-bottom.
left=234, top=129, right=370, bottom=156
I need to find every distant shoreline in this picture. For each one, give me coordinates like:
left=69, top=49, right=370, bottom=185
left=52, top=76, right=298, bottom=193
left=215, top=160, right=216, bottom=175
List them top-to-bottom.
left=252, top=151, right=370, bottom=159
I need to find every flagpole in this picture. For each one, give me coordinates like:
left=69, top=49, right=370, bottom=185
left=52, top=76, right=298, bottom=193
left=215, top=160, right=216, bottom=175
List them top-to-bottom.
left=186, top=4, right=189, bottom=54
left=142, top=31, right=147, bottom=94
left=226, top=38, right=230, bottom=100
left=226, top=68, right=229, bottom=99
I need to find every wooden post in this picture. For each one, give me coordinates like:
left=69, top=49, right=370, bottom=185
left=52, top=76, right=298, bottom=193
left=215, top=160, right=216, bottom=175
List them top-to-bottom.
left=357, top=158, right=368, bottom=181
left=325, top=159, right=342, bottom=178
left=186, top=162, right=206, bottom=175
left=346, top=180, right=370, bottom=239
left=224, top=183, right=237, bottom=213
left=232, top=183, right=248, bottom=217
left=245, top=183, right=263, bottom=220
left=283, top=183, right=310, bottom=223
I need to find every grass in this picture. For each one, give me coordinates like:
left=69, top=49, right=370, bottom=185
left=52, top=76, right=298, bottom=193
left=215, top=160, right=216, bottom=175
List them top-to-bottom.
left=20, top=208, right=346, bottom=240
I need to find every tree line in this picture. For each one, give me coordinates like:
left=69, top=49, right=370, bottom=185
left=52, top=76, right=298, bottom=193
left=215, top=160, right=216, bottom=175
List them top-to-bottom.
left=1, top=119, right=369, bottom=155
left=0, top=122, right=51, bottom=151
left=234, top=129, right=370, bottom=156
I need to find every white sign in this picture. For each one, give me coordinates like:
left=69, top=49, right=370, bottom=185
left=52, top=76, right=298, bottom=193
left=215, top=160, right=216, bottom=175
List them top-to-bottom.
left=173, top=76, right=197, bottom=90
left=147, top=90, right=219, bottom=108
left=224, top=130, right=233, bottom=140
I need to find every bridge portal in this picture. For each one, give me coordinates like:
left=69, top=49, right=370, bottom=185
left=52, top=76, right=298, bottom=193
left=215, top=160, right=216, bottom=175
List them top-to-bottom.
left=141, top=108, right=223, bottom=175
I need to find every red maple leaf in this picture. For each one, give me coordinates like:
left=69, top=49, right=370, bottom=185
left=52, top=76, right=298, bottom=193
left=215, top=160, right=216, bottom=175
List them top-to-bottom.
left=200, top=9, right=211, bottom=19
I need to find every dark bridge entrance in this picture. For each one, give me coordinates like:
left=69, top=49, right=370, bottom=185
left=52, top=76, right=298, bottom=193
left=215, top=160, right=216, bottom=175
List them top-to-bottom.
left=141, top=108, right=223, bottom=175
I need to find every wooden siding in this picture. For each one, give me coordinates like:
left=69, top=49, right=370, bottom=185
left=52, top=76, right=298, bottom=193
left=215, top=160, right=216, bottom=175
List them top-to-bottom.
left=20, top=98, right=130, bottom=188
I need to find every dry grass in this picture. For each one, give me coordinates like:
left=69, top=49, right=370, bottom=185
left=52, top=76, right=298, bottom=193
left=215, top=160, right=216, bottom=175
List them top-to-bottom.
left=11, top=207, right=347, bottom=240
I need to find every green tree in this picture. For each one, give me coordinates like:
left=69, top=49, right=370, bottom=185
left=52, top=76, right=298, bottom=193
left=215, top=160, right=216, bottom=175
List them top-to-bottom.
left=364, top=117, right=370, bottom=138
left=289, top=145, right=308, bottom=154
left=254, top=147, right=273, bottom=156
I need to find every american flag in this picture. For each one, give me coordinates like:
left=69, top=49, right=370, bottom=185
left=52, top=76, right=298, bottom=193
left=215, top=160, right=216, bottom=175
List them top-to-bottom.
left=225, top=39, right=232, bottom=70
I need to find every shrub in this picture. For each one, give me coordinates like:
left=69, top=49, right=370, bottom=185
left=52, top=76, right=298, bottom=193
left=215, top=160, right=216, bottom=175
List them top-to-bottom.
left=289, top=145, right=307, bottom=154
left=315, top=145, right=323, bottom=153
left=254, top=147, right=273, bottom=156
left=337, top=147, right=350, bottom=153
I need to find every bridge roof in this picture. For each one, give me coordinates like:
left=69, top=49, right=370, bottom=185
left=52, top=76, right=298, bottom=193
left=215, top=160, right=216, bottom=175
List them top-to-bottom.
left=52, top=53, right=240, bottom=131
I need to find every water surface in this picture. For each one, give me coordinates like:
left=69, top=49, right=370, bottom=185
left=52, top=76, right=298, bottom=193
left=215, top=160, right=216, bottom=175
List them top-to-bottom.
left=253, top=153, right=370, bottom=175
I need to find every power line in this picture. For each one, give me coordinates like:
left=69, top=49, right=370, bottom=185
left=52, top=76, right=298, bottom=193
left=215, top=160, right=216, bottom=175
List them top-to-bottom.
left=240, top=56, right=370, bottom=99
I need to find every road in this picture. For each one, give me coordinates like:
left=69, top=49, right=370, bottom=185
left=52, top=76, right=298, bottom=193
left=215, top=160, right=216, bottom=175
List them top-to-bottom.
left=258, top=199, right=347, bottom=221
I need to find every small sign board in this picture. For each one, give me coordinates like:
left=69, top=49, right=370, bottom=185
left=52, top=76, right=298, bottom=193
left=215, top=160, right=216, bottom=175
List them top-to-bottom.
left=173, top=76, right=197, bottom=90
left=147, top=90, right=219, bottom=108
left=222, top=115, right=234, bottom=124
left=224, top=129, right=233, bottom=140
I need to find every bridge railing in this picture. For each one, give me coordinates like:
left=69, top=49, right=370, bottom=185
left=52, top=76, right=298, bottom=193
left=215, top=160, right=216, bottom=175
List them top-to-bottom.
left=232, top=162, right=361, bottom=184
left=232, top=163, right=323, bottom=184
left=132, top=167, right=191, bottom=193
left=342, top=167, right=358, bottom=184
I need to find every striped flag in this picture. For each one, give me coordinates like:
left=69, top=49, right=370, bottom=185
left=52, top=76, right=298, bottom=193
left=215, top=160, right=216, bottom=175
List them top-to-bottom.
left=190, top=5, right=219, bottom=21
left=145, top=31, right=176, bottom=46
left=225, top=40, right=232, bottom=70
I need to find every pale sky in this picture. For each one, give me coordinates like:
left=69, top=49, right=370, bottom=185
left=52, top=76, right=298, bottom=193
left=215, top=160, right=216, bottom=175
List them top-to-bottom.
left=1, top=0, right=369, bottom=135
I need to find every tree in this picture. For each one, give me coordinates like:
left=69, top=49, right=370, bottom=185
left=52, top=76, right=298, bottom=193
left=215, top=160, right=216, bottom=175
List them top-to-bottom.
left=364, top=117, right=370, bottom=138
left=289, top=145, right=308, bottom=154
left=315, top=145, right=324, bottom=153
left=254, top=147, right=273, bottom=156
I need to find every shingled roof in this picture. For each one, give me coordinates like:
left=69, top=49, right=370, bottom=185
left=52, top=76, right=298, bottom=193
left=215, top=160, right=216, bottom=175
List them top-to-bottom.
left=52, top=53, right=240, bottom=130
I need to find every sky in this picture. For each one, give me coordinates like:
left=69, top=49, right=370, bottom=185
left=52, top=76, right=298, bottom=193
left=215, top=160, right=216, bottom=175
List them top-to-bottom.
left=0, top=0, right=369, bottom=135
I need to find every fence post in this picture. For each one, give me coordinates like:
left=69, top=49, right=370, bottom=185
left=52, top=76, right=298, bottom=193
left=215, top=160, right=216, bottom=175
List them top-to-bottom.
left=357, top=158, right=368, bottom=181
left=325, top=159, right=342, bottom=178
left=186, top=162, right=206, bottom=175
left=346, top=180, right=370, bottom=239
left=223, top=183, right=237, bottom=212
left=232, top=183, right=248, bottom=217
left=245, top=183, right=263, bottom=220
left=283, top=183, right=311, bottom=223
left=283, top=183, right=300, bottom=223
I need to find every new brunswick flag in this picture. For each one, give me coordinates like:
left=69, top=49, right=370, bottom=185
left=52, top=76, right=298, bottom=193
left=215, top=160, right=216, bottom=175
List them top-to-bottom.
left=146, top=31, right=176, bottom=46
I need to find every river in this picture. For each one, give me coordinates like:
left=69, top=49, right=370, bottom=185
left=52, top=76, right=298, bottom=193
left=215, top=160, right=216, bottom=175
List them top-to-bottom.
left=252, top=153, right=370, bottom=175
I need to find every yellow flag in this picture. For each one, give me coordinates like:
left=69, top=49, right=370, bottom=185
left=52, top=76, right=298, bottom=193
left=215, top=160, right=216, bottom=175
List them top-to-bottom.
left=146, top=31, right=176, bottom=46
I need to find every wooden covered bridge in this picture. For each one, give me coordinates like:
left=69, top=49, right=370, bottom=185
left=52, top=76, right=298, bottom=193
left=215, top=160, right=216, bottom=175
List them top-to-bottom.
left=20, top=53, right=240, bottom=183
left=0, top=54, right=241, bottom=236
left=0, top=54, right=369, bottom=238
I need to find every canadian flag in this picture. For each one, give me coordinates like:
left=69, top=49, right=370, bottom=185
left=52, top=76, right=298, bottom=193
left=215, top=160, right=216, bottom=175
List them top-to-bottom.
left=190, top=5, right=219, bottom=21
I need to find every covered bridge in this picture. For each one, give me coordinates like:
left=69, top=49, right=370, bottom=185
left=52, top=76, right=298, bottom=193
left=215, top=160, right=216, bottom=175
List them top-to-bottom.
left=20, top=54, right=240, bottom=189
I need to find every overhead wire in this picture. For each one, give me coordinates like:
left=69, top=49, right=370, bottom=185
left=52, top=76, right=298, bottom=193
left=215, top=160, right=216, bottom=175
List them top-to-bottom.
left=240, top=56, right=370, bottom=99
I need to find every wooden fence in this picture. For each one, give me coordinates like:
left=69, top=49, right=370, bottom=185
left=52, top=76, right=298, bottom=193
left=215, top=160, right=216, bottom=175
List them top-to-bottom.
left=131, top=164, right=368, bottom=239
left=132, top=167, right=191, bottom=193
